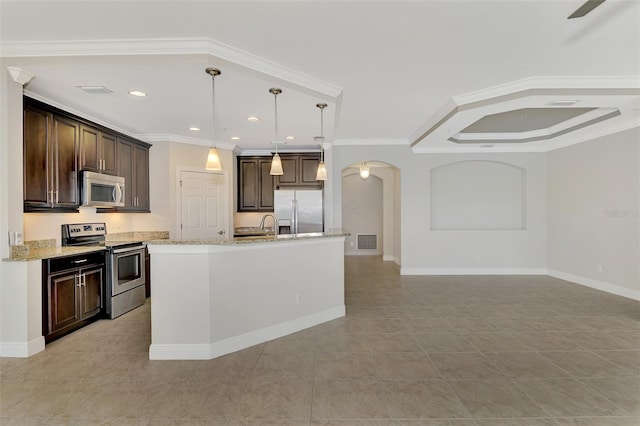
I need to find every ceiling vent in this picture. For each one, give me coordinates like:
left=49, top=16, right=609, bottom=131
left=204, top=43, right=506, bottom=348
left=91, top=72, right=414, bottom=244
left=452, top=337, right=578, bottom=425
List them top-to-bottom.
left=76, top=85, right=113, bottom=94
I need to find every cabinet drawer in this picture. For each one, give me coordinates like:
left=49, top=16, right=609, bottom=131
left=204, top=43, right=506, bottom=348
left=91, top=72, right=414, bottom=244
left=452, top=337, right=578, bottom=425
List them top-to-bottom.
left=47, top=251, right=106, bottom=274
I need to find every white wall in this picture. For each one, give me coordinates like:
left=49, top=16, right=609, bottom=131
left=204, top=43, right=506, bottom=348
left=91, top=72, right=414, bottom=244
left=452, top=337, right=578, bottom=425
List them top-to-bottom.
left=547, top=127, right=640, bottom=297
left=332, top=145, right=547, bottom=274
left=342, top=173, right=383, bottom=255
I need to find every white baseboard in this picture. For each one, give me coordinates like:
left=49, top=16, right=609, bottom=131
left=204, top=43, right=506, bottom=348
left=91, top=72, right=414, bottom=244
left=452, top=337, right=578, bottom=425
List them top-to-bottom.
left=345, top=251, right=380, bottom=256
left=383, top=255, right=401, bottom=265
left=401, top=267, right=547, bottom=276
left=548, top=269, right=640, bottom=301
left=149, top=305, right=345, bottom=360
left=0, top=336, right=45, bottom=358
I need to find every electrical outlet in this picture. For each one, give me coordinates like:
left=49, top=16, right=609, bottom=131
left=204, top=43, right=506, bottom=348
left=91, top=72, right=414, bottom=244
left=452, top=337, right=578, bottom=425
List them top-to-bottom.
left=8, top=231, right=23, bottom=246
left=473, top=254, right=480, bottom=262
left=596, top=264, right=603, bottom=273
left=295, top=294, right=302, bottom=305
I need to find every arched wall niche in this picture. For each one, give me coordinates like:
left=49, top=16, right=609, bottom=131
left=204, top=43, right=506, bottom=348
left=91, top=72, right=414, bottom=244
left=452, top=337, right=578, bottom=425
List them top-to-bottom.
left=430, top=160, right=527, bottom=231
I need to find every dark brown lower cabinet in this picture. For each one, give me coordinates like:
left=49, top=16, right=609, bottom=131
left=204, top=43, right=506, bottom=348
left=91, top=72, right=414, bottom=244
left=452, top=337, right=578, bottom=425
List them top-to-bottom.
left=43, top=252, right=105, bottom=343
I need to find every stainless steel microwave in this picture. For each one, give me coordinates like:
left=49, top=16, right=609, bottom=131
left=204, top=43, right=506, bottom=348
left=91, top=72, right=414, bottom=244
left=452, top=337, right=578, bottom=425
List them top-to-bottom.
left=81, top=171, right=125, bottom=207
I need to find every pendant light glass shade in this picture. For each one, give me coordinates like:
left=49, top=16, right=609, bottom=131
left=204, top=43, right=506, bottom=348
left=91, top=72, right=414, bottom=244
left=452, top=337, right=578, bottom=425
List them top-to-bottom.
left=205, top=67, right=222, bottom=171
left=269, top=88, right=284, bottom=176
left=315, top=103, right=328, bottom=181
left=206, top=147, right=222, bottom=170
left=270, top=153, right=284, bottom=175
left=315, top=161, right=327, bottom=180
left=359, top=162, right=370, bottom=179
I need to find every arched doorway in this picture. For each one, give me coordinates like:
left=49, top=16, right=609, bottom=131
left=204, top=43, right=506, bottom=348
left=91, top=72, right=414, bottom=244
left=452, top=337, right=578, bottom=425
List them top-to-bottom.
left=341, top=161, right=401, bottom=264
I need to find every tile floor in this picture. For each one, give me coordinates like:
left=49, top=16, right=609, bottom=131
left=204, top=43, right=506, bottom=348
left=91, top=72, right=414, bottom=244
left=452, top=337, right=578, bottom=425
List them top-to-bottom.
left=1, top=256, right=639, bottom=425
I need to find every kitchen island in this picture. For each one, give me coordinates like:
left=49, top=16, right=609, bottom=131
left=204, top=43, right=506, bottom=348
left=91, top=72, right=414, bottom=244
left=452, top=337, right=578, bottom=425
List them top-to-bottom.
left=146, top=232, right=347, bottom=360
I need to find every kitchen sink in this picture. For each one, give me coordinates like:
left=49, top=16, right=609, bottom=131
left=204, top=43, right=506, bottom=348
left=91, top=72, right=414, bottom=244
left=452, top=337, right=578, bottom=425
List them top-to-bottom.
left=233, top=227, right=275, bottom=237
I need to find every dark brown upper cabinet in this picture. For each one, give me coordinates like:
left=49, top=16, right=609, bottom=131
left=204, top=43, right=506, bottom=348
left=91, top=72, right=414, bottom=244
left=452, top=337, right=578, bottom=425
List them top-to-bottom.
left=23, top=96, right=151, bottom=213
left=24, top=103, right=80, bottom=212
left=79, top=126, right=117, bottom=175
left=274, top=153, right=322, bottom=189
left=238, top=157, right=275, bottom=212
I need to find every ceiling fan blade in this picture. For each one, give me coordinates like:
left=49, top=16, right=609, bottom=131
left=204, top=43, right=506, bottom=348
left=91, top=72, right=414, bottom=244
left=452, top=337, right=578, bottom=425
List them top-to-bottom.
left=568, top=0, right=606, bottom=19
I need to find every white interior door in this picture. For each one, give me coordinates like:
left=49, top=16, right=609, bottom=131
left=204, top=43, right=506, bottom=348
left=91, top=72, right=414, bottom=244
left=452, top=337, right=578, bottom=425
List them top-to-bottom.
left=180, top=170, right=227, bottom=240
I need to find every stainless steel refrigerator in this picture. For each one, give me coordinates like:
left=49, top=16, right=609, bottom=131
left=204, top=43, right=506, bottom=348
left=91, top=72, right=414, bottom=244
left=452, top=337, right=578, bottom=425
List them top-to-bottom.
left=274, top=189, right=324, bottom=234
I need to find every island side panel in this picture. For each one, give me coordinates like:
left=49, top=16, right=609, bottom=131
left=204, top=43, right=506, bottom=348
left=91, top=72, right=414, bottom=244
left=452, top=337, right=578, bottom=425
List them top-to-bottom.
left=209, top=237, right=345, bottom=356
left=149, top=248, right=212, bottom=360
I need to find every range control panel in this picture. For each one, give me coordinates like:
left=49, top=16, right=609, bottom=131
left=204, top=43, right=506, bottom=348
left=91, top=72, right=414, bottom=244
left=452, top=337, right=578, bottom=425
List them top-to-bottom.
left=63, top=223, right=107, bottom=237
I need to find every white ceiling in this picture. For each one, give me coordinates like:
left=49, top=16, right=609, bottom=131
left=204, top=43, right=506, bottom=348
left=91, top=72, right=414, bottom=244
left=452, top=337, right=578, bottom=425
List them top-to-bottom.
left=1, top=0, right=639, bottom=153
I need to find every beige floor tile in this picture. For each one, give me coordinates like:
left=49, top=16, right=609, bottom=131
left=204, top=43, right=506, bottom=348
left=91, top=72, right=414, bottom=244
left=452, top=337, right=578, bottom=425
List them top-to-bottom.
left=4, top=256, right=640, bottom=423
left=402, top=318, right=457, bottom=333
left=444, top=318, right=500, bottom=333
left=315, top=332, right=370, bottom=352
left=560, top=332, right=640, bottom=350
left=364, top=333, right=423, bottom=352
left=413, top=333, right=477, bottom=353
left=462, top=333, right=531, bottom=352
left=592, top=350, right=640, bottom=375
left=540, top=351, right=631, bottom=378
left=251, top=352, right=315, bottom=381
left=314, top=352, right=377, bottom=380
left=371, top=352, right=441, bottom=379
left=429, top=352, right=505, bottom=379
left=484, top=352, right=571, bottom=378
left=581, top=376, right=640, bottom=416
left=232, top=378, right=312, bottom=420
left=448, top=378, right=548, bottom=418
left=514, top=378, right=622, bottom=417
left=311, top=379, right=389, bottom=420
left=150, top=380, right=245, bottom=420
left=381, top=380, right=470, bottom=419
left=553, top=417, right=640, bottom=426
left=474, top=419, right=557, bottom=426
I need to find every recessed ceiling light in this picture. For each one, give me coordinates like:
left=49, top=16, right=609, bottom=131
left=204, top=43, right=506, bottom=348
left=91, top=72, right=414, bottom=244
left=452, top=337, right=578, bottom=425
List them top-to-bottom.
left=128, top=90, right=147, bottom=97
left=548, top=99, right=579, bottom=106
left=247, top=116, right=260, bottom=122
left=189, top=127, right=200, bottom=131
left=230, top=136, right=240, bottom=140
left=285, top=136, right=295, bottom=140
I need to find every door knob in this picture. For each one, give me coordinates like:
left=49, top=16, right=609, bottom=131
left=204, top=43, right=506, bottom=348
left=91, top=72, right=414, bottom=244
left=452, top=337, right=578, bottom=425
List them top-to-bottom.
left=217, top=230, right=225, bottom=235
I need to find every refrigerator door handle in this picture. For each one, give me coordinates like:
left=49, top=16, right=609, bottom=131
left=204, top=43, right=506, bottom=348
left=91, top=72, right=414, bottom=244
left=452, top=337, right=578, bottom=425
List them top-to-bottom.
left=292, top=199, right=298, bottom=234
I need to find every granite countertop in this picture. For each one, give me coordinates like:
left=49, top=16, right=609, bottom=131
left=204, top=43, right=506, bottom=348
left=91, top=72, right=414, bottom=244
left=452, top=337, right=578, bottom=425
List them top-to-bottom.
left=4, top=230, right=170, bottom=262
left=147, top=230, right=349, bottom=246
left=5, top=245, right=107, bottom=262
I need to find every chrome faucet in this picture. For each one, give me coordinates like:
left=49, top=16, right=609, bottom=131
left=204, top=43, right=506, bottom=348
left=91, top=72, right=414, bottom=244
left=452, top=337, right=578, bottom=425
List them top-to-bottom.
left=259, top=214, right=277, bottom=234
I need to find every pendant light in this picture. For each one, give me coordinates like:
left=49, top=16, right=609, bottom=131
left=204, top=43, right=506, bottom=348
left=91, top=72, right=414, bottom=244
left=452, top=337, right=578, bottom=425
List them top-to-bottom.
left=205, top=67, right=222, bottom=170
left=269, top=88, right=284, bottom=175
left=315, top=103, right=328, bottom=181
left=359, top=162, right=370, bottom=179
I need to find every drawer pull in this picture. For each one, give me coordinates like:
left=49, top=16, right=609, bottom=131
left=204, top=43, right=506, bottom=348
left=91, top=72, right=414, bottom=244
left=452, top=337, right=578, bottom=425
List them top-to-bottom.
left=71, top=259, right=88, bottom=264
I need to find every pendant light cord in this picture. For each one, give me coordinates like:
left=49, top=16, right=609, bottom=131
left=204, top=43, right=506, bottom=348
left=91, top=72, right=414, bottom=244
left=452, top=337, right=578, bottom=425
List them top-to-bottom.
left=274, top=90, right=279, bottom=155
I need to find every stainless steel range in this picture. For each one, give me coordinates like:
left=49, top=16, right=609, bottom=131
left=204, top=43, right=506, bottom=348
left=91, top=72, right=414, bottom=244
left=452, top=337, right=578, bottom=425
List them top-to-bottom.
left=62, top=223, right=146, bottom=319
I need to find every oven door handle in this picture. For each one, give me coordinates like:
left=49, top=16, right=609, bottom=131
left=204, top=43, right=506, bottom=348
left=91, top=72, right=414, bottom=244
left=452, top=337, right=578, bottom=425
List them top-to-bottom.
left=111, top=246, right=145, bottom=254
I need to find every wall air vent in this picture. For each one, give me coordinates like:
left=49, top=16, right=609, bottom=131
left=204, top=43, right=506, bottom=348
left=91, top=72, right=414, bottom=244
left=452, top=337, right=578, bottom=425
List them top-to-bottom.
left=76, top=85, right=113, bottom=94
left=357, top=234, right=378, bottom=250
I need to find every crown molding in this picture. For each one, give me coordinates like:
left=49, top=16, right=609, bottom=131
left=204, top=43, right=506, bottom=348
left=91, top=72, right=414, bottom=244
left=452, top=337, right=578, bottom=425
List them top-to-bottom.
left=2, top=37, right=343, bottom=99
left=333, top=138, right=409, bottom=146
left=412, top=145, right=549, bottom=154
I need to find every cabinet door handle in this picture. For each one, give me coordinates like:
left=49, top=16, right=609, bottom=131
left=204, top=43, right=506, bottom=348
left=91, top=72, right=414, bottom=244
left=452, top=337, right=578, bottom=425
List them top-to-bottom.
left=48, top=190, right=54, bottom=204
left=55, top=191, right=58, bottom=204
left=71, top=259, right=88, bottom=264
left=81, top=273, right=86, bottom=287
left=75, top=274, right=81, bottom=287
